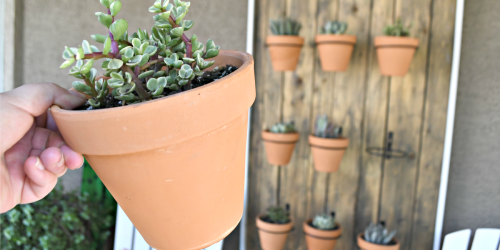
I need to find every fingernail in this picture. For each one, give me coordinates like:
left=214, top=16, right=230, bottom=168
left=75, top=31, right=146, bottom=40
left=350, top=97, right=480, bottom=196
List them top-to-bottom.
left=69, top=90, right=87, bottom=99
left=56, top=150, right=65, bottom=168
left=35, top=157, right=44, bottom=171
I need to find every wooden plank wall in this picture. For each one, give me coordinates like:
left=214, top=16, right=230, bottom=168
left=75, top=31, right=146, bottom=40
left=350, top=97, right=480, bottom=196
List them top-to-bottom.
left=246, top=0, right=457, bottom=249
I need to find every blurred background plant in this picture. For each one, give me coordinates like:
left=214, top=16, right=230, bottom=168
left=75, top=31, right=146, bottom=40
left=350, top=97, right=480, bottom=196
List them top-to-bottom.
left=269, top=18, right=302, bottom=36
left=383, top=18, right=411, bottom=37
left=320, top=21, right=348, bottom=35
left=314, top=115, right=342, bottom=138
left=270, top=121, right=296, bottom=133
left=0, top=184, right=114, bottom=250
left=264, top=204, right=291, bottom=224
left=312, top=212, right=336, bottom=230
left=363, top=221, right=397, bottom=245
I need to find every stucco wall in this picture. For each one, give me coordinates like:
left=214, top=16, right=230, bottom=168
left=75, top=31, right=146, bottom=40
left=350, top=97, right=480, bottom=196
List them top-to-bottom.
left=12, top=0, right=248, bottom=192
left=442, top=0, right=500, bottom=237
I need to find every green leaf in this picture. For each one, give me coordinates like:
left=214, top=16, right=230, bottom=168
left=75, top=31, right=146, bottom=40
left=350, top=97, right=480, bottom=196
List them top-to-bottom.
left=100, top=0, right=112, bottom=8
left=153, top=0, right=162, bottom=8
left=110, top=1, right=122, bottom=16
left=165, top=2, right=174, bottom=11
left=149, top=6, right=162, bottom=13
left=96, top=12, right=113, bottom=28
left=110, top=19, right=128, bottom=41
left=182, top=20, right=194, bottom=31
left=155, top=21, right=173, bottom=29
left=170, top=27, right=184, bottom=38
left=91, top=34, right=107, bottom=43
left=103, top=36, right=112, bottom=55
left=132, top=38, right=141, bottom=48
left=166, top=38, right=182, bottom=47
left=206, top=39, right=215, bottom=50
left=82, top=40, right=91, bottom=54
left=139, top=42, right=150, bottom=54
left=90, top=45, right=100, bottom=52
left=64, top=46, right=75, bottom=58
left=120, top=46, right=132, bottom=54
left=144, top=46, right=157, bottom=56
left=76, top=47, right=85, bottom=60
left=123, top=48, right=134, bottom=60
left=205, top=49, right=219, bottom=59
left=138, top=54, right=150, bottom=67
left=126, top=55, right=142, bottom=66
left=182, top=57, right=195, bottom=64
left=60, top=58, right=75, bottom=69
left=80, top=59, right=94, bottom=74
left=108, top=59, right=124, bottom=69
left=102, top=60, right=110, bottom=69
left=173, top=60, right=183, bottom=69
left=138, top=70, right=154, bottom=79
left=153, top=71, right=166, bottom=77
left=110, top=72, right=124, bottom=81
left=157, top=77, right=167, bottom=87
left=107, top=78, right=124, bottom=88
left=147, top=78, right=159, bottom=91
left=178, top=79, right=188, bottom=86
left=72, top=81, right=91, bottom=93
left=119, top=83, right=136, bottom=94
left=152, top=84, right=164, bottom=96
left=169, top=84, right=179, bottom=90
left=115, top=93, right=135, bottom=101
left=88, top=99, right=101, bottom=107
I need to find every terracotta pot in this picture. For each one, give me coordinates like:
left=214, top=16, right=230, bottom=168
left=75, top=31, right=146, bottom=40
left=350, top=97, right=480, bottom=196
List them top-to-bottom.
left=315, top=35, right=356, bottom=72
left=266, top=36, right=304, bottom=71
left=374, top=36, right=419, bottom=76
left=50, top=50, right=255, bottom=250
left=262, top=130, right=299, bottom=166
left=309, top=135, right=349, bottom=173
left=256, top=215, right=293, bottom=250
left=303, top=219, right=342, bottom=250
left=357, top=234, right=400, bottom=250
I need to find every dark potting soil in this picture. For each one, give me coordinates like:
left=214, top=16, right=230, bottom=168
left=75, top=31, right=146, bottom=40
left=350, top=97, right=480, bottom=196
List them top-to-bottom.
left=75, top=65, right=238, bottom=111
left=260, top=215, right=291, bottom=225
left=307, top=221, right=339, bottom=231
left=362, top=235, right=398, bottom=246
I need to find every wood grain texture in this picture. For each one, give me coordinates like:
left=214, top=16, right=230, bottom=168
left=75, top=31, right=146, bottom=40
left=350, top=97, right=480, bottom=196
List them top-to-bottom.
left=246, top=0, right=286, bottom=249
left=248, top=0, right=455, bottom=249
left=279, top=0, right=318, bottom=249
left=325, top=0, right=372, bottom=249
left=379, top=0, right=432, bottom=249
left=410, top=0, right=456, bottom=249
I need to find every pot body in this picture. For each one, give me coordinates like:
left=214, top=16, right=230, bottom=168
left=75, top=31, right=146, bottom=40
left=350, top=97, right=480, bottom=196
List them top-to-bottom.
left=316, top=35, right=356, bottom=72
left=266, top=36, right=304, bottom=71
left=374, top=36, right=419, bottom=76
left=51, top=51, right=256, bottom=250
left=262, top=131, right=299, bottom=166
left=309, top=135, right=349, bottom=173
left=256, top=215, right=293, bottom=250
left=303, top=219, right=342, bottom=250
left=357, top=234, right=400, bottom=250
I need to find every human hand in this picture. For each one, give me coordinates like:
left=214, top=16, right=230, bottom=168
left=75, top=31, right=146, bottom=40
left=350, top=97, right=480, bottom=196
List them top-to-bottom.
left=0, top=83, right=86, bottom=213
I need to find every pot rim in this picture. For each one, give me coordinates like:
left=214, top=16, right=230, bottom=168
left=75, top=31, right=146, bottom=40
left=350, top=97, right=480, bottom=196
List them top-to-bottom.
left=315, top=34, right=357, bottom=45
left=266, top=35, right=305, bottom=46
left=374, top=36, right=419, bottom=48
left=51, top=50, right=253, bottom=115
left=262, top=130, right=300, bottom=143
left=309, top=134, right=349, bottom=149
left=256, top=214, right=294, bottom=234
left=303, top=219, right=342, bottom=240
left=357, top=233, right=400, bottom=249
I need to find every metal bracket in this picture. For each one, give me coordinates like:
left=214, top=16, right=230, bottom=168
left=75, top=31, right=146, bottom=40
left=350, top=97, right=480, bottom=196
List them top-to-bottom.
left=366, top=132, right=415, bottom=159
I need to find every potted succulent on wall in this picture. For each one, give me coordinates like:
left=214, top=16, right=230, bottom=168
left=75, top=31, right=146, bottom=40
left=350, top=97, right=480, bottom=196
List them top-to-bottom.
left=52, top=0, right=255, bottom=249
left=266, top=18, right=304, bottom=71
left=375, top=18, right=419, bottom=76
left=316, top=21, right=356, bottom=72
left=309, top=115, right=349, bottom=173
left=262, top=121, right=299, bottom=166
left=256, top=204, right=293, bottom=250
left=304, top=212, right=342, bottom=250
left=357, top=222, right=399, bottom=250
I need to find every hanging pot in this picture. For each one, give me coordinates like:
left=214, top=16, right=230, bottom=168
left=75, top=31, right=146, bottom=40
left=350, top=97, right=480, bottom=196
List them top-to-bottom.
left=315, top=34, right=356, bottom=72
left=266, top=36, right=304, bottom=71
left=374, top=36, right=419, bottom=76
left=51, top=50, right=255, bottom=250
left=262, top=130, right=299, bottom=166
left=309, top=135, right=349, bottom=173
left=256, top=215, right=293, bottom=250
left=303, top=219, right=342, bottom=250
left=357, top=233, right=400, bottom=250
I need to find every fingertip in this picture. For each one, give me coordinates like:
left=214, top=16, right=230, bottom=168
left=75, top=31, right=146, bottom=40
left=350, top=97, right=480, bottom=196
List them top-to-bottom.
left=68, top=89, right=87, bottom=100
left=60, top=145, right=84, bottom=170
left=26, top=156, right=44, bottom=171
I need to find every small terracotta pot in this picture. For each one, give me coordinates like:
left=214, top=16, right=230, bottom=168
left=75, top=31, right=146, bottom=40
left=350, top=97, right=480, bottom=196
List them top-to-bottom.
left=315, top=35, right=356, bottom=72
left=266, top=36, right=304, bottom=71
left=374, top=36, right=419, bottom=76
left=51, top=50, right=255, bottom=250
left=262, top=130, right=299, bottom=166
left=309, top=135, right=349, bottom=173
left=256, top=215, right=293, bottom=250
left=303, top=219, right=342, bottom=250
left=357, top=233, right=400, bottom=250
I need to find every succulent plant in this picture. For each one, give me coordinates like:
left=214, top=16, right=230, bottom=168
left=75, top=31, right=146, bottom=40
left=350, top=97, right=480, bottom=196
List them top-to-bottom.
left=60, top=0, right=221, bottom=109
left=270, top=18, right=302, bottom=36
left=383, top=18, right=411, bottom=37
left=320, top=21, right=348, bottom=35
left=314, top=115, right=342, bottom=138
left=270, top=121, right=296, bottom=133
left=265, top=204, right=290, bottom=224
left=312, top=211, right=336, bottom=230
left=363, top=221, right=397, bottom=245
